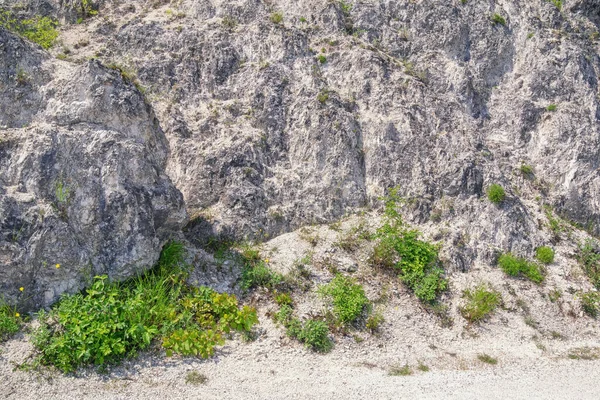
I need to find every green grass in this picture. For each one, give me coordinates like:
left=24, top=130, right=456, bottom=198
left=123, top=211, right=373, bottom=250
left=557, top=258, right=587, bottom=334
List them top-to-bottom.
left=546, top=0, right=563, bottom=10
left=0, top=10, right=58, bottom=49
left=270, top=12, right=283, bottom=24
left=491, top=13, right=506, bottom=26
left=317, top=54, right=327, bottom=64
left=546, top=104, right=557, bottom=112
left=520, top=164, right=534, bottom=177
left=487, top=184, right=506, bottom=204
left=370, top=188, right=447, bottom=303
left=577, top=240, right=600, bottom=289
left=31, top=242, right=258, bottom=372
left=535, top=246, right=555, bottom=264
left=497, top=253, right=545, bottom=283
left=318, top=275, right=369, bottom=325
left=460, top=284, right=502, bottom=323
left=0, top=300, right=21, bottom=342
left=477, top=354, right=498, bottom=365
left=389, top=364, right=412, bottom=376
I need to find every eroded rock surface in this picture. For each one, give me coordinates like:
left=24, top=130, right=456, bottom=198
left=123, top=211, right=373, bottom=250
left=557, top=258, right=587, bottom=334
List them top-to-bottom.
left=2, top=0, right=600, bottom=304
left=0, top=28, right=186, bottom=308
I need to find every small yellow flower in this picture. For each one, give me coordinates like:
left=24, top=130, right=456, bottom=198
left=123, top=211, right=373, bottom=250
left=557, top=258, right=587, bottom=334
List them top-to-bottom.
left=265, top=258, right=270, bottom=263
left=56, top=263, right=60, bottom=269
left=19, top=287, right=24, bottom=292
left=15, top=313, right=20, bottom=318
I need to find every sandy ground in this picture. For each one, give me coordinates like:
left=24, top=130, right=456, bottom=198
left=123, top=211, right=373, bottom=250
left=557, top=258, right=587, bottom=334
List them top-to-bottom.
left=2, top=216, right=599, bottom=399
left=2, top=331, right=600, bottom=400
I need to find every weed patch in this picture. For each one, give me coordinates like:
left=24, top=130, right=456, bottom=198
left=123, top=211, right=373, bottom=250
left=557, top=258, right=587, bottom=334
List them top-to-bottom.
left=0, top=10, right=59, bottom=49
left=370, top=188, right=447, bottom=303
left=32, top=242, right=258, bottom=372
left=498, top=253, right=545, bottom=283
left=318, top=275, right=369, bottom=325
left=460, top=284, right=502, bottom=323
left=0, top=300, right=21, bottom=342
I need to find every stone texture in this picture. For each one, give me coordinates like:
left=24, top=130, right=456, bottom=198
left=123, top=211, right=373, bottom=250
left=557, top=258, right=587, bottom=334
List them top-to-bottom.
left=0, top=27, right=186, bottom=308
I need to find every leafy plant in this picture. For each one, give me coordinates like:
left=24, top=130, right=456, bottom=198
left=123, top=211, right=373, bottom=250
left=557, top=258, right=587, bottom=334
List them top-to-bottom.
left=0, top=10, right=59, bottom=49
left=317, top=54, right=327, bottom=64
left=317, top=90, right=329, bottom=104
left=546, top=104, right=558, bottom=112
left=487, top=184, right=506, bottom=204
left=370, top=188, right=447, bottom=303
left=577, top=240, right=600, bottom=289
left=32, top=242, right=258, bottom=372
left=535, top=246, right=555, bottom=264
left=240, top=252, right=283, bottom=291
left=497, top=253, right=545, bottom=283
left=318, top=275, right=369, bottom=325
left=460, top=284, right=502, bottom=323
left=580, top=292, right=600, bottom=318
left=0, top=300, right=21, bottom=342
left=297, top=319, right=333, bottom=353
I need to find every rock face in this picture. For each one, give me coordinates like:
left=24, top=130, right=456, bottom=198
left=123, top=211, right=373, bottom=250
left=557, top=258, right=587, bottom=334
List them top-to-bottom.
left=2, top=0, right=600, bottom=304
left=0, top=28, right=186, bottom=308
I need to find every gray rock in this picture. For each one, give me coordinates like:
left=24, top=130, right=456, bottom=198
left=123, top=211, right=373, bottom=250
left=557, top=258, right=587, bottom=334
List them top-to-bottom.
left=0, top=28, right=186, bottom=309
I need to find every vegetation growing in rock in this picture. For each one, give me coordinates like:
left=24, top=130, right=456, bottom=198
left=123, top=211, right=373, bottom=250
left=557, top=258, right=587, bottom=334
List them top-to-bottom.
left=0, top=10, right=58, bottom=49
left=491, top=14, right=506, bottom=26
left=487, top=184, right=506, bottom=204
left=370, top=188, right=447, bottom=303
left=577, top=240, right=600, bottom=289
left=31, top=242, right=258, bottom=372
left=535, top=246, right=555, bottom=264
left=240, top=248, right=283, bottom=291
left=497, top=253, right=545, bottom=283
left=318, top=275, right=369, bottom=325
left=460, top=284, right=502, bottom=323
left=580, top=292, right=600, bottom=318
left=0, top=300, right=21, bottom=342
left=274, top=303, right=333, bottom=352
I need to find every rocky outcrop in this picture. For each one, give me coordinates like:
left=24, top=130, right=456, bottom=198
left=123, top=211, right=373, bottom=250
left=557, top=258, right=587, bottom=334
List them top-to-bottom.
left=2, top=0, right=600, bottom=303
left=0, top=28, right=186, bottom=309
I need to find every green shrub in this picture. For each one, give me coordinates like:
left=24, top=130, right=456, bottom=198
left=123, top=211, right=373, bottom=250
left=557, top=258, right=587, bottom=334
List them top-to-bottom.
left=0, top=10, right=58, bottom=49
left=491, top=13, right=506, bottom=26
left=317, top=54, right=327, bottom=64
left=317, top=90, right=329, bottom=104
left=546, top=104, right=557, bottom=112
left=487, top=184, right=506, bottom=204
left=370, top=188, right=447, bottom=303
left=577, top=240, right=600, bottom=289
left=32, top=242, right=258, bottom=372
left=535, top=246, right=555, bottom=264
left=497, top=253, right=544, bottom=283
left=318, top=275, right=369, bottom=324
left=460, top=284, right=502, bottom=323
left=580, top=292, right=600, bottom=318
left=0, top=301, right=21, bottom=342
left=297, top=320, right=333, bottom=353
